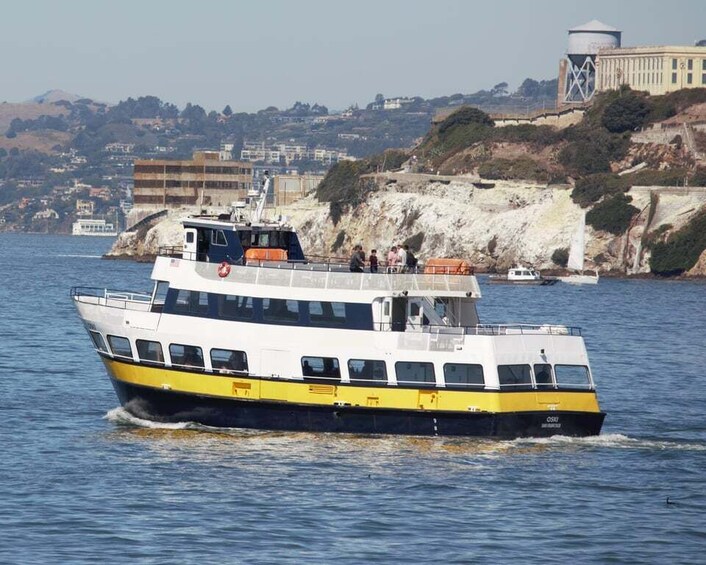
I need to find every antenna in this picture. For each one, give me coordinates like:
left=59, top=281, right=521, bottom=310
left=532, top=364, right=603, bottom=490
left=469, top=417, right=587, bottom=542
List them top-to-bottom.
left=252, top=171, right=271, bottom=223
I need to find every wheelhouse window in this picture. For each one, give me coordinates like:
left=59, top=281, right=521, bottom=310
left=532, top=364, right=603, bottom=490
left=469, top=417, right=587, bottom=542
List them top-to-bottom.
left=211, top=229, right=227, bottom=246
left=152, top=281, right=169, bottom=312
left=172, top=290, right=209, bottom=316
left=218, top=295, right=253, bottom=321
left=263, top=298, right=299, bottom=323
left=309, top=301, right=346, bottom=326
left=89, top=331, right=108, bottom=352
left=107, top=335, right=133, bottom=359
left=136, top=340, right=165, bottom=365
left=169, top=344, right=205, bottom=370
left=210, top=349, right=248, bottom=374
left=301, top=356, right=341, bottom=381
left=348, top=359, right=387, bottom=383
left=395, top=362, right=435, bottom=385
left=444, top=363, right=484, bottom=387
left=498, top=364, right=532, bottom=390
left=534, top=364, right=554, bottom=389
left=555, top=365, right=592, bottom=390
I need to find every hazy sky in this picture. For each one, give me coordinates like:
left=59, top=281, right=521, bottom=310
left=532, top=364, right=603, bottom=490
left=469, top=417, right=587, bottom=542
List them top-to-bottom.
left=2, top=0, right=705, bottom=112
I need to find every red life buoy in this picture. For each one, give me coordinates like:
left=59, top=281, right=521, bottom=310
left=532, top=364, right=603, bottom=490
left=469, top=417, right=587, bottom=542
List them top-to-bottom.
left=217, top=261, right=231, bottom=278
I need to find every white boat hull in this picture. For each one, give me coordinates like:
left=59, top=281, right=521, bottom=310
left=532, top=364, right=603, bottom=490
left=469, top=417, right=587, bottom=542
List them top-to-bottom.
left=558, top=274, right=599, bottom=285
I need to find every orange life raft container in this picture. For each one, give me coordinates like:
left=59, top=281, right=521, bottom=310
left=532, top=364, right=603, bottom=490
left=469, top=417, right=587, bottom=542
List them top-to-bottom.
left=423, top=258, right=473, bottom=275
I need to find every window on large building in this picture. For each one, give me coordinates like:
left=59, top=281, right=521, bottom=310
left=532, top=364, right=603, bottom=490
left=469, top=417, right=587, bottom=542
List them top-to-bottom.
left=672, top=58, right=678, bottom=70
left=688, top=59, right=693, bottom=70
left=672, top=72, right=678, bottom=84
left=688, top=73, right=693, bottom=85
left=702, top=73, right=706, bottom=85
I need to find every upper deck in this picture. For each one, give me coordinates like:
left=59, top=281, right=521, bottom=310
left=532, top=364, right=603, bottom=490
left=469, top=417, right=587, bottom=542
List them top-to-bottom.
left=151, top=255, right=482, bottom=301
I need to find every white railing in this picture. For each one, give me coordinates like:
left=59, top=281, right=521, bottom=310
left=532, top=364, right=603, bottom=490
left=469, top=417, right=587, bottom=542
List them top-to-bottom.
left=71, top=287, right=153, bottom=311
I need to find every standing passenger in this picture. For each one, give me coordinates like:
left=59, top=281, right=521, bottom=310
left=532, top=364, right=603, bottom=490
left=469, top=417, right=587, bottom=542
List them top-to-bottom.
left=397, top=244, right=408, bottom=272
left=349, top=245, right=364, bottom=272
left=386, top=246, right=399, bottom=273
left=369, top=249, right=378, bottom=273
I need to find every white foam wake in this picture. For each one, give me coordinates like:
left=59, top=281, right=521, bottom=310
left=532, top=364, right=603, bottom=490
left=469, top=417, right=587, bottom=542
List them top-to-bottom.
left=104, top=406, right=193, bottom=430
left=512, top=433, right=706, bottom=451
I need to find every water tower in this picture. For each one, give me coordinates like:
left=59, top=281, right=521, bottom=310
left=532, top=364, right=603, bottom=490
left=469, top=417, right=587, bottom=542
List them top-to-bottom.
left=560, top=20, right=621, bottom=104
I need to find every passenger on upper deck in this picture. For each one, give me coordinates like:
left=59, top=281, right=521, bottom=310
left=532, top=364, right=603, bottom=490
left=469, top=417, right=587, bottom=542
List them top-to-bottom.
left=349, top=245, right=364, bottom=273
left=386, top=246, right=399, bottom=273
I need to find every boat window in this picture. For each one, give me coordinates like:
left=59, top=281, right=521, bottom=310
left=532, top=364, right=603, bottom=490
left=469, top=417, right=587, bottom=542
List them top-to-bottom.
left=211, top=229, right=227, bottom=246
left=186, top=231, right=195, bottom=244
left=172, top=290, right=209, bottom=316
left=218, top=295, right=254, bottom=321
left=263, top=298, right=299, bottom=323
left=309, top=301, right=346, bottom=326
left=410, top=302, right=420, bottom=317
left=89, top=331, right=108, bottom=352
left=107, top=335, right=133, bottom=359
left=136, top=340, right=165, bottom=365
left=169, top=344, right=205, bottom=370
left=210, top=349, right=248, bottom=374
left=301, top=356, right=341, bottom=381
left=348, top=359, right=387, bottom=383
left=395, top=362, right=435, bottom=385
left=443, top=363, right=484, bottom=387
left=498, top=364, right=532, bottom=389
left=534, top=364, right=554, bottom=389
left=555, top=365, right=592, bottom=389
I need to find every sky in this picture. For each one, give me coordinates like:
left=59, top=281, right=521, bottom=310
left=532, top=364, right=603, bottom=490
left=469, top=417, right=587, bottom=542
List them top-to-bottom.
left=1, top=0, right=706, bottom=113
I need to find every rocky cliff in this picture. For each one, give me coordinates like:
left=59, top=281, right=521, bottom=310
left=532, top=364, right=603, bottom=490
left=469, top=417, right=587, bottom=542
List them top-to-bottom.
left=106, top=173, right=706, bottom=275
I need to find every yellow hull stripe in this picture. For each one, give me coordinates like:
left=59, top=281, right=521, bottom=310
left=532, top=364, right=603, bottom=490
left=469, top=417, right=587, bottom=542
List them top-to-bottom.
left=104, top=358, right=602, bottom=414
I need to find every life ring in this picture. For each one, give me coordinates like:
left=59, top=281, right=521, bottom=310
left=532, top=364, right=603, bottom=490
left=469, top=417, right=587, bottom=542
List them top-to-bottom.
left=217, top=261, right=231, bottom=278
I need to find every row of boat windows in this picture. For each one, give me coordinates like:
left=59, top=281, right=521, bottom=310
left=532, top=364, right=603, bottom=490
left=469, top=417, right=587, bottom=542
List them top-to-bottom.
left=164, top=289, right=373, bottom=330
left=91, top=331, right=591, bottom=389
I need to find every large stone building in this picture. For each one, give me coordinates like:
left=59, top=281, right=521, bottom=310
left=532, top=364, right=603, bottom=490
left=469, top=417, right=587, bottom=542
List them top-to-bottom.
left=596, top=45, right=706, bottom=95
left=133, top=151, right=253, bottom=210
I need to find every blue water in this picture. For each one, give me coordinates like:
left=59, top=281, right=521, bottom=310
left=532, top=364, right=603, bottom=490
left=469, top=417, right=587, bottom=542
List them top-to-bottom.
left=1, top=234, right=705, bottom=564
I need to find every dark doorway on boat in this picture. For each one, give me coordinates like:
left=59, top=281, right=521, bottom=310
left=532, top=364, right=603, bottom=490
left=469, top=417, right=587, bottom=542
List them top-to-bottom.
left=391, top=298, right=407, bottom=332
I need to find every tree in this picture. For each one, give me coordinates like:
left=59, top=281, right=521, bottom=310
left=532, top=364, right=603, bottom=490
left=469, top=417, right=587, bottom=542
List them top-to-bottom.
left=516, top=78, right=540, bottom=98
left=492, top=82, right=509, bottom=97
left=602, top=92, right=651, bottom=133
left=374, top=93, right=384, bottom=105
left=223, top=105, right=233, bottom=116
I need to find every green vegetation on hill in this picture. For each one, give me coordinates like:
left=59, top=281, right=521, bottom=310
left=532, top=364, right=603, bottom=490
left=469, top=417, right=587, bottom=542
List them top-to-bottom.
left=649, top=207, right=706, bottom=275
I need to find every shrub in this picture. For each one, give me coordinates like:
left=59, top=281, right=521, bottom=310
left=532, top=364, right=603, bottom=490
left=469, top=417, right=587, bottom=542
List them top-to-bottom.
left=601, top=92, right=651, bottom=133
left=437, top=107, right=494, bottom=135
left=478, top=157, right=550, bottom=182
left=690, top=167, right=706, bottom=186
left=628, top=168, right=689, bottom=187
left=571, top=173, right=629, bottom=207
left=586, top=194, right=639, bottom=235
left=649, top=208, right=706, bottom=276
left=331, top=230, right=346, bottom=252
left=487, top=236, right=497, bottom=255
left=551, top=247, right=569, bottom=267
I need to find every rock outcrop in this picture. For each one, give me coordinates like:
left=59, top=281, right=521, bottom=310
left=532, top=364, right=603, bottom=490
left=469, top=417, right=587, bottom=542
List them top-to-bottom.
left=107, top=174, right=706, bottom=275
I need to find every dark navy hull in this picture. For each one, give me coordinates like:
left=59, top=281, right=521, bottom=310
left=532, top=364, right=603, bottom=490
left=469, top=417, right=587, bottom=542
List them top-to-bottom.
left=112, top=379, right=605, bottom=438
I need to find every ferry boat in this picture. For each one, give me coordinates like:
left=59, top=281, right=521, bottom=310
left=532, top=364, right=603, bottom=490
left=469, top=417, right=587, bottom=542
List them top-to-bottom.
left=71, top=180, right=604, bottom=438
left=72, top=218, right=118, bottom=236
left=488, top=266, right=558, bottom=286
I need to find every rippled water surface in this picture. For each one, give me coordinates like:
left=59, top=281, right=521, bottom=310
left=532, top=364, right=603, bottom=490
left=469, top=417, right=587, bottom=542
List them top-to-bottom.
left=1, top=234, right=705, bottom=563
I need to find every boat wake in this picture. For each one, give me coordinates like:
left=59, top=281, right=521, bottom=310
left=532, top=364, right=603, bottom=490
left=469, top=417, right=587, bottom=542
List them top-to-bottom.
left=57, top=254, right=104, bottom=259
left=104, top=407, right=196, bottom=430
left=511, top=433, right=706, bottom=452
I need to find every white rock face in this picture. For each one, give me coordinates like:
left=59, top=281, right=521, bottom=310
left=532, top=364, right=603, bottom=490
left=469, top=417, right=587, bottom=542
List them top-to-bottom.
left=107, top=176, right=706, bottom=275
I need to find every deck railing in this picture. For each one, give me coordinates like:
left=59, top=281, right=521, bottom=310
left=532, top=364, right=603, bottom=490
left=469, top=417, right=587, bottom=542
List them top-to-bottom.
left=71, top=287, right=152, bottom=310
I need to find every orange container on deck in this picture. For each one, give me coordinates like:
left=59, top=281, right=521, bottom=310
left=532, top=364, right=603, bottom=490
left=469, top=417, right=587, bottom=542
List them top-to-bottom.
left=245, top=248, right=288, bottom=262
left=423, top=258, right=473, bottom=275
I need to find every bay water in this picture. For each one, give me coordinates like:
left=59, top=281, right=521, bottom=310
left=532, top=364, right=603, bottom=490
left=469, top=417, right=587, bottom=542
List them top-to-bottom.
left=1, top=234, right=704, bottom=563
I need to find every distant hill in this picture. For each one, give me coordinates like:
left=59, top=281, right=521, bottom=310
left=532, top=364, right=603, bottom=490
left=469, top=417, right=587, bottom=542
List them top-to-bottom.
left=29, top=89, right=84, bottom=104
left=0, top=100, right=68, bottom=136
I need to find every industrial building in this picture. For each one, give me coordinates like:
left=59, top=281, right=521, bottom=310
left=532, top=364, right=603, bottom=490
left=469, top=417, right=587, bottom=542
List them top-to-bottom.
left=559, top=19, right=706, bottom=105
left=133, top=151, right=253, bottom=210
